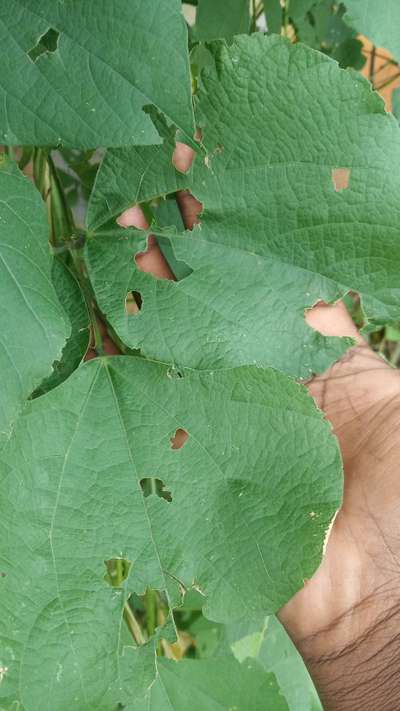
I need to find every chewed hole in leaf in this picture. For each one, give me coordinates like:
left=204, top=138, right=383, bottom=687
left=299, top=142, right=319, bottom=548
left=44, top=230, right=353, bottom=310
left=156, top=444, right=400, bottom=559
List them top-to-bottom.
left=28, top=28, right=60, bottom=62
left=331, top=167, right=351, bottom=191
left=134, top=236, right=173, bottom=280
left=125, top=291, right=142, bottom=315
left=170, top=428, right=189, bottom=450
left=140, top=477, right=172, bottom=502
left=104, top=558, right=132, bottom=587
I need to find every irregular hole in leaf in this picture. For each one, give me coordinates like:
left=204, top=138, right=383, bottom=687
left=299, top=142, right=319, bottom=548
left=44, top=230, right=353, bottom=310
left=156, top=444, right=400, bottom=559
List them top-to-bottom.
left=28, top=28, right=60, bottom=62
left=172, top=127, right=202, bottom=174
left=331, top=167, right=351, bottom=191
left=134, top=236, right=174, bottom=280
left=125, top=290, right=142, bottom=315
left=167, top=366, right=185, bottom=379
left=170, top=428, right=189, bottom=450
left=140, top=477, right=172, bottom=502
left=104, top=558, right=132, bottom=587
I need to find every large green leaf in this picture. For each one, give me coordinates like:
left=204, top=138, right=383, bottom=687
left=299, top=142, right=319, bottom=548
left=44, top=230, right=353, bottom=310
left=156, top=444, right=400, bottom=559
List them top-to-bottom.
left=0, top=0, right=194, bottom=148
left=193, top=0, right=250, bottom=41
left=344, top=0, right=400, bottom=61
left=87, top=34, right=400, bottom=378
left=0, top=155, right=68, bottom=444
left=0, top=355, right=341, bottom=709
left=131, top=656, right=288, bottom=710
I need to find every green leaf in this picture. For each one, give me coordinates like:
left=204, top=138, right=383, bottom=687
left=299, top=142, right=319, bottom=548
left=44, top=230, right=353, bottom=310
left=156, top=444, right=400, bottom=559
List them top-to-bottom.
left=0, top=0, right=194, bottom=148
left=193, top=0, right=250, bottom=41
left=345, top=0, right=400, bottom=61
left=87, top=34, right=400, bottom=377
left=87, top=111, right=189, bottom=231
left=0, top=155, right=68, bottom=444
left=33, top=258, right=89, bottom=396
left=0, top=356, right=341, bottom=708
left=189, top=613, right=322, bottom=710
left=256, top=617, right=322, bottom=710
left=132, top=657, right=288, bottom=710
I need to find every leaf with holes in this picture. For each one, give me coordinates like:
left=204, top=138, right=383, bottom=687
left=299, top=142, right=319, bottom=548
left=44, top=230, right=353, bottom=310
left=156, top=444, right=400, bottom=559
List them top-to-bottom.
left=0, top=0, right=194, bottom=148
left=344, top=0, right=400, bottom=61
left=86, top=34, right=400, bottom=378
left=87, top=110, right=189, bottom=231
left=0, top=155, right=68, bottom=445
left=0, top=355, right=340, bottom=709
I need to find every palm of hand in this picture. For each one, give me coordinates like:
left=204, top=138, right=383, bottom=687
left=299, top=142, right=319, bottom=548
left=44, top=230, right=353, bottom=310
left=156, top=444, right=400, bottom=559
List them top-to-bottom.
left=280, top=305, right=400, bottom=661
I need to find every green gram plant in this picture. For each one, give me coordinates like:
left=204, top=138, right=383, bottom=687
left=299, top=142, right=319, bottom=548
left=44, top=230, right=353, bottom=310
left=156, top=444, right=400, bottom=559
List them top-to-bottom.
left=1, top=1, right=400, bottom=709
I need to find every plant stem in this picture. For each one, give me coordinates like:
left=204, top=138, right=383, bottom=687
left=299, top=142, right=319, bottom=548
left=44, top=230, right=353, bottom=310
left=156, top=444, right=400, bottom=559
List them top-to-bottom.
left=369, top=45, right=376, bottom=86
left=145, top=588, right=157, bottom=638
left=123, top=602, right=146, bottom=646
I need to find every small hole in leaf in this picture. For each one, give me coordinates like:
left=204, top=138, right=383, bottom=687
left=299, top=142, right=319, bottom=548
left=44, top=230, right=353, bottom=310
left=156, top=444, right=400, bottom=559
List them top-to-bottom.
left=28, top=28, right=60, bottom=62
left=331, top=168, right=351, bottom=192
left=125, top=291, right=142, bottom=315
left=170, top=428, right=189, bottom=450
left=140, top=478, right=172, bottom=502
left=104, top=558, right=132, bottom=587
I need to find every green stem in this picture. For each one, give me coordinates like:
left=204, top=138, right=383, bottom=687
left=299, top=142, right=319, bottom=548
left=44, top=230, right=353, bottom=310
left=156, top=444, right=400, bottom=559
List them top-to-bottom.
left=369, top=45, right=376, bottom=86
left=32, top=148, right=74, bottom=247
left=145, top=588, right=157, bottom=638
left=124, top=602, right=146, bottom=646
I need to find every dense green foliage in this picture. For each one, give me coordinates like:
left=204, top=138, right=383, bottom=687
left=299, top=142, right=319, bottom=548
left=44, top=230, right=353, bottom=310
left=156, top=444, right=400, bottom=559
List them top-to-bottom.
left=1, top=1, right=399, bottom=709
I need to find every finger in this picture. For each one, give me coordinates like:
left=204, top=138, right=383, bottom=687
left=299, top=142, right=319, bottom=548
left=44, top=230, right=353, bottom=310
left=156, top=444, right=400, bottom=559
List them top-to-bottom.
left=172, top=141, right=196, bottom=173
left=173, top=141, right=203, bottom=230
left=118, top=204, right=175, bottom=280
left=305, top=300, right=364, bottom=345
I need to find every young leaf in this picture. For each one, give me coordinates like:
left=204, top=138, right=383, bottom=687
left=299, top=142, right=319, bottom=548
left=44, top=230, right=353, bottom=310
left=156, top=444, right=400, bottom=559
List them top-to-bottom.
left=0, top=0, right=194, bottom=148
left=193, top=0, right=250, bottom=41
left=344, top=0, right=400, bottom=61
left=87, top=35, right=400, bottom=377
left=0, top=155, right=69, bottom=444
left=0, top=356, right=341, bottom=708
left=131, top=656, right=288, bottom=710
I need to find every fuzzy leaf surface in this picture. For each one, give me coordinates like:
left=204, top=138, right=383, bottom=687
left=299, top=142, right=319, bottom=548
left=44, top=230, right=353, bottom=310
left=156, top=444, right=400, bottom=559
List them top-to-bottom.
left=0, top=0, right=194, bottom=148
left=87, top=35, right=400, bottom=377
left=0, top=155, right=68, bottom=443
left=0, top=356, right=341, bottom=709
